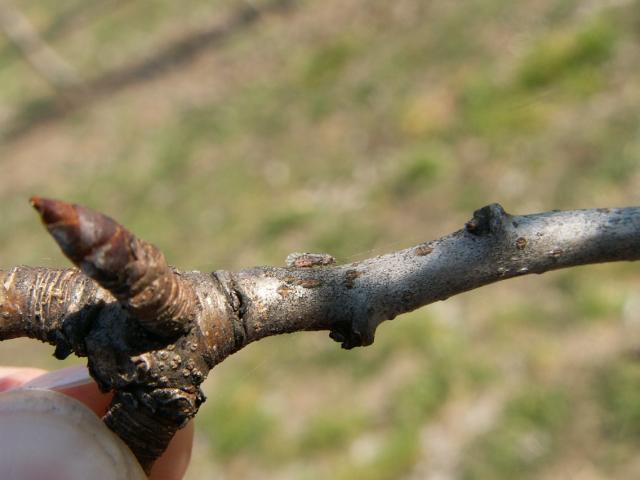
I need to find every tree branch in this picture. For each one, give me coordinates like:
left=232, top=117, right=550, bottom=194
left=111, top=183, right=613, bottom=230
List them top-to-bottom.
left=0, top=199, right=638, bottom=471
left=228, top=204, right=640, bottom=349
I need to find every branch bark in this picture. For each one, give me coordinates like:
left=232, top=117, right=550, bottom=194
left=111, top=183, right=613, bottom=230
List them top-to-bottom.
left=0, top=199, right=638, bottom=472
left=230, top=204, right=640, bottom=349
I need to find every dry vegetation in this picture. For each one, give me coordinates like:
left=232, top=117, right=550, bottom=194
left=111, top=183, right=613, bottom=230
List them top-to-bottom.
left=1, top=0, right=640, bottom=478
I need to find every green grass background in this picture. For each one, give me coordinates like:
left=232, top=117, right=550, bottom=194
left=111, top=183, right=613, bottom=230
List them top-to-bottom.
left=1, top=0, right=640, bottom=478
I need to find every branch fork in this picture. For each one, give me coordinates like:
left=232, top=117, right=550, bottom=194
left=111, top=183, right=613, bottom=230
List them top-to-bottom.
left=0, top=197, right=639, bottom=472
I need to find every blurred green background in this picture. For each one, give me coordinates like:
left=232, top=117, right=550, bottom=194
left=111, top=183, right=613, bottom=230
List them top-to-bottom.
left=1, top=0, right=640, bottom=478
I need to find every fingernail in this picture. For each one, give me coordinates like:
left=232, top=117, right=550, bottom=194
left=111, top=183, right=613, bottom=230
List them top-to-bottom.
left=22, top=365, right=93, bottom=391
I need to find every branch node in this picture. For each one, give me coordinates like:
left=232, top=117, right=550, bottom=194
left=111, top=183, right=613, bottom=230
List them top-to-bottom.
left=465, top=203, right=508, bottom=236
left=329, top=312, right=375, bottom=350
left=329, top=322, right=365, bottom=350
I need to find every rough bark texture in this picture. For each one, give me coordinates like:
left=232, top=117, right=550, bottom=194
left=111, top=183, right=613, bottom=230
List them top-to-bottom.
left=0, top=199, right=639, bottom=473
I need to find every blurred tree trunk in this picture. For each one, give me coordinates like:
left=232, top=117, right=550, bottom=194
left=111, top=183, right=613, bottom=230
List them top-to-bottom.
left=0, top=1, right=81, bottom=91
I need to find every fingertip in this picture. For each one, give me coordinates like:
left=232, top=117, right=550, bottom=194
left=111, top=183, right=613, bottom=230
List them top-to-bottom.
left=21, top=366, right=113, bottom=416
left=0, top=367, right=47, bottom=392
left=55, top=381, right=113, bottom=416
left=149, top=421, right=194, bottom=480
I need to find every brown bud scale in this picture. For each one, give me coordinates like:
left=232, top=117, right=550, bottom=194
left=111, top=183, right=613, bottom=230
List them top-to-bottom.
left=31, top=197, right=197, bottom=337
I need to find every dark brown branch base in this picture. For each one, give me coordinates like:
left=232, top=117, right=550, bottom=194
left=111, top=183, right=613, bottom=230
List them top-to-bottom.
left=1, top=199, right=639, bottom=472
